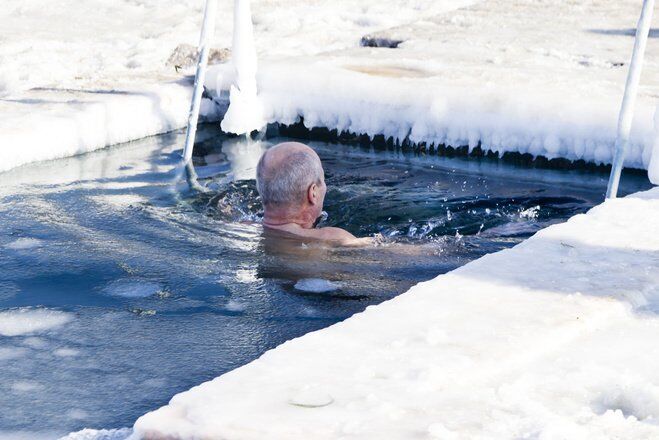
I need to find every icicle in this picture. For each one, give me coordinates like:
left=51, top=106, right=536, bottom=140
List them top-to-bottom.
left=221, top=0, right=265, bottom=135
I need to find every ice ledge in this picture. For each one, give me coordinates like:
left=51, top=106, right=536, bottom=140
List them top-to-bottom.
left=206, top=59, right=657, bottom=172
left=0, top=81, right=212, bottom=175
left=133, top=188, right=659, bottom=439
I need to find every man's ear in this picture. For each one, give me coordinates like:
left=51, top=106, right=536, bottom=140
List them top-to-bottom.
left=307, top=183, right=318, bottom=205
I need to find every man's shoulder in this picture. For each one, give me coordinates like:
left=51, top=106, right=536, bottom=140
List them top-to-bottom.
left=316, top=226, right=356, bottom=242
left=317, top=227, right=374, bottom=246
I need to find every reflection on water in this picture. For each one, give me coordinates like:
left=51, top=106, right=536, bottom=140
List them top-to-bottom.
left=0, top=124, right=651, bottom=436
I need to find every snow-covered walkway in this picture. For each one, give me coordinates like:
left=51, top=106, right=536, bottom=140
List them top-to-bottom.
left=133, top=187, right=659, bottom=439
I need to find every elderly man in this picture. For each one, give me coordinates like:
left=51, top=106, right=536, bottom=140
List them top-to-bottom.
left=256, top=141, right=367, bottom=246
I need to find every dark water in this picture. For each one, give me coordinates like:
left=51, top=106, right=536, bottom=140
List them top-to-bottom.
left=0, top=125, right=650, bottom=437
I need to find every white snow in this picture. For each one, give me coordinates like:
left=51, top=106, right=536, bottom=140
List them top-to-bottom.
left=133, top=187, right=659, bottom=439
left=0, top=308, right=73, bottom=337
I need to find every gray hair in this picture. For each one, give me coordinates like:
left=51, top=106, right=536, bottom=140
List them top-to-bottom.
left=256, top=147, right=324, bottom=207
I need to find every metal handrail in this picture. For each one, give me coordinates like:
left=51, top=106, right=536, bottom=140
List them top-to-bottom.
left=182, top=0, right=217, bottom=163
left=606, top=0, right=655, bottom=199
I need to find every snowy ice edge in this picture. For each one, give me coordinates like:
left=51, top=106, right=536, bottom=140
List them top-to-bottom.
left=209, top=60, right=657, bottom=174
left=2, top=66, right=659, bottom=180
left=0, top=81, right=219, bottom=175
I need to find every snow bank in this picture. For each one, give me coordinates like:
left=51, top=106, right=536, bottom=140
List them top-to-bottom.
left=133, top=187, right=659, bottom=439
left=0, top=308, right=73, bottom=337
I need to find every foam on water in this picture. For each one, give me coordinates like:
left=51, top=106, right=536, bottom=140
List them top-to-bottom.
left=0, top=308, right=72, bottom=337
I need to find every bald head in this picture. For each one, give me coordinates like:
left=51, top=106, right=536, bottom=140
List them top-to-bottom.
left=256, top=142, right=325, bottom=208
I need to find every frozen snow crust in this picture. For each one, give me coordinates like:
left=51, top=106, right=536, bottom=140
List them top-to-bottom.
left=133, top=187, right=659, bottom=439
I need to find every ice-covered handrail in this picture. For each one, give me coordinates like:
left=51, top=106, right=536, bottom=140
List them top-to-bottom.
left=182, top=0, right=217, bottom=163
left=606, top=0, right=655, bottom=198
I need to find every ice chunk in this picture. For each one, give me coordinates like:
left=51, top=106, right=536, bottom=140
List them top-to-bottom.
left=5, top=237, right=43, bottom=250
left=294, top=278, right=341, bottom=293
left=102, top=280, right=162, bottom=298
left=225, top=299, right=247, bottom=312
left=0, top=308, right=72, bottom=337
left=22, top=336, right=48, bottom=349
left=0, top=346, right=28, bottom=361
left=54, top=348, right=80, bottom=357
left=11, top=380, right=44, bottom=393
left=58, top=428, right=132, bottom=440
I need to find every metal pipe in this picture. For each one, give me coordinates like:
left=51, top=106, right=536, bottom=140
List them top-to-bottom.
left=182, top=0, right=217, bottom=163
left=606, top=0, right=655, bottom=199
